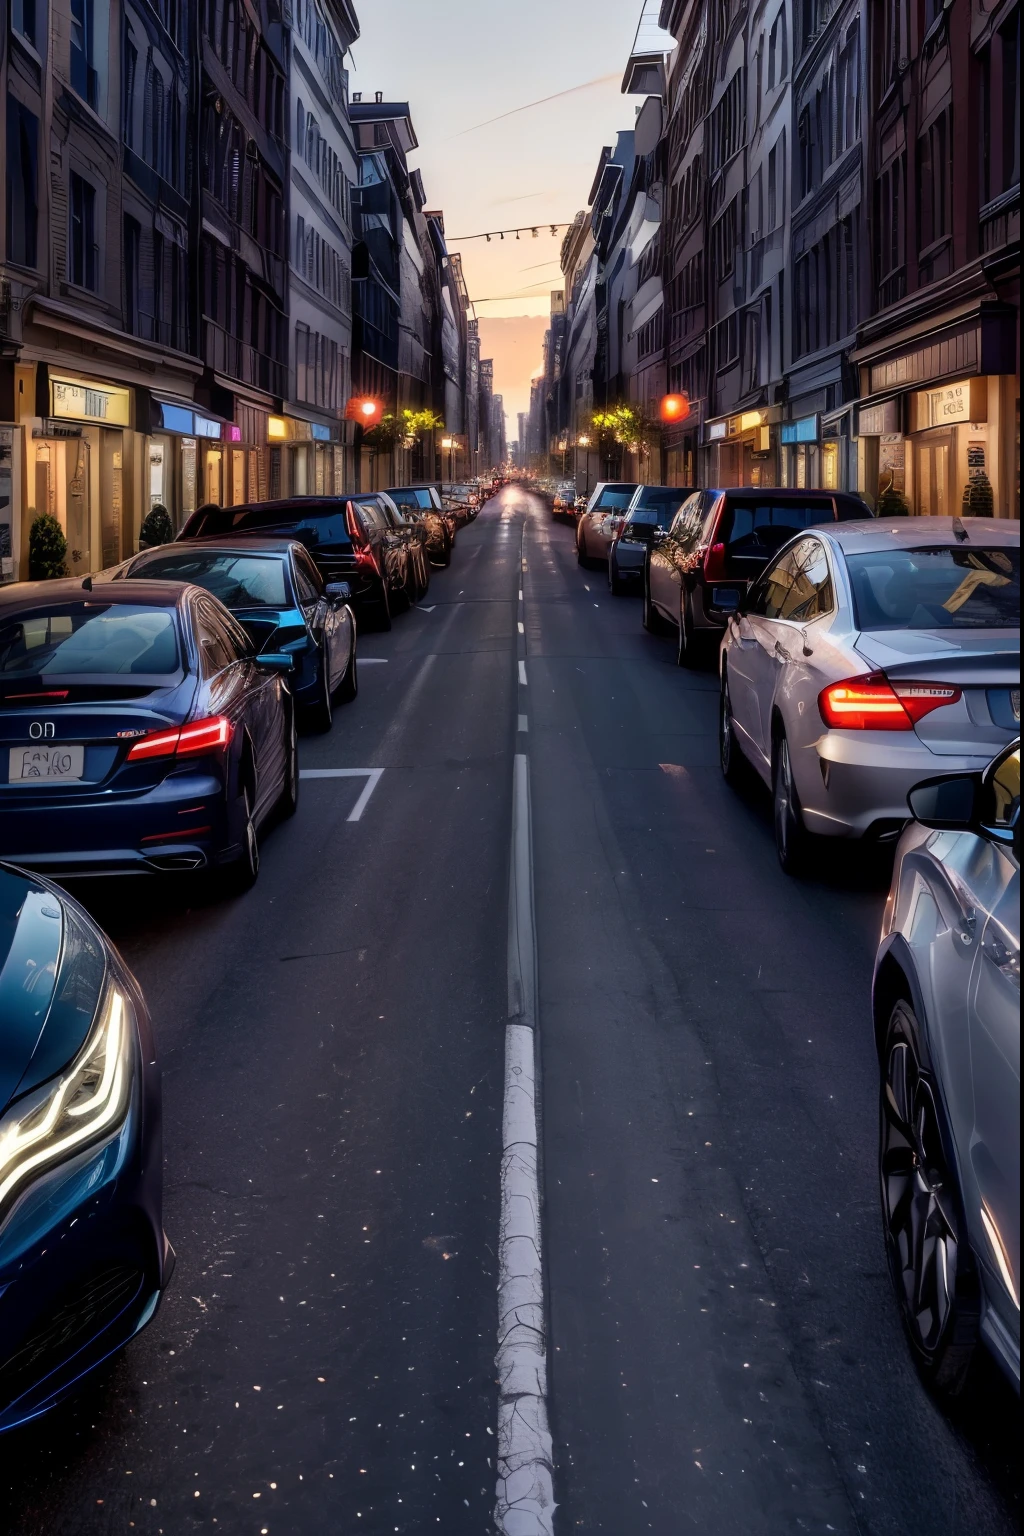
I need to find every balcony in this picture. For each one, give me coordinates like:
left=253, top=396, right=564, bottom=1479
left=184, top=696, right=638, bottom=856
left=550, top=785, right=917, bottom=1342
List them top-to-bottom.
left=979, top=184, right=1020, bottom=256
left=203, top=319, right=288, bottom=400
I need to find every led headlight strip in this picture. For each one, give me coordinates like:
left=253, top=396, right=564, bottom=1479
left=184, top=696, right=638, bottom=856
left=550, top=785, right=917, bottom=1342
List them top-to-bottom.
left=0, top=981, right=135, bottom=1225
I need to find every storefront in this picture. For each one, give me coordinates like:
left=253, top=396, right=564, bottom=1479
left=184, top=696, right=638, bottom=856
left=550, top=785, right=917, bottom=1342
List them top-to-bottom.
left=852, top=308, right=1019, bottom=519
left=27, top=372, right=135, bottom=573
left=147, top=398, right=226, bottom=530
left=702, top=407, right=780, bottom=488
left=268, top=416, right=347, bottom=499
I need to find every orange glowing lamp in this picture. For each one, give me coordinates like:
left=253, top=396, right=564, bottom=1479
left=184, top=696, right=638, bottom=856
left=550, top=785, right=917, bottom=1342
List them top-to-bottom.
left=659, top=393, right=691, bottom=424
left=345, top=397, right=385, bottom=426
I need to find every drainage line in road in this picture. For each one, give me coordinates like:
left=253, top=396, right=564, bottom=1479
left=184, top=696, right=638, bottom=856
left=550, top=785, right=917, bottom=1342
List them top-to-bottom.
left=496, top=752, right=555, bottom=1535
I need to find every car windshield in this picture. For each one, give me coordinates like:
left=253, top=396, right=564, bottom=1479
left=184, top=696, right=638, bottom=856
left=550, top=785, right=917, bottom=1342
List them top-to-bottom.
left=594, top=487, right=637, bottom=511
left=388, top=488, right=432, bottom=509
left=629, top=489, right=690, bottom=527
left=722, top=499, right=835, bottom=557
left=185, top=504, right=353, bottom=547
left=847, top=547, right=1021, bottom=630
left=129, top=553, right=288, bottom=608
left=0, top=604, right=180, bottom=675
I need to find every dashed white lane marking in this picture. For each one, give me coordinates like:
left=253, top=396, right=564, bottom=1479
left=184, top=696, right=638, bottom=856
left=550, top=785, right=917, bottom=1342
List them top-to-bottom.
left=518, top=588, right=524, bottom=601
left=418, top=605, right=437, bottom=612
left=517, top=621, right=525, bottom=634
left=359, top=658, right=388, bottom=664
left=518, top=661, right=528, bottom=686
left=517, top=714, right=529, bottom=732
left=496, top=754, right=554, bottom=1534
left=298, top=767, right=384, bottom=822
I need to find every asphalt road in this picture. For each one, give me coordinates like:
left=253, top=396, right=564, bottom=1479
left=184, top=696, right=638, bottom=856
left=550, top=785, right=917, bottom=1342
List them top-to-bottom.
left=0, top=487, right=1019, bottom=1536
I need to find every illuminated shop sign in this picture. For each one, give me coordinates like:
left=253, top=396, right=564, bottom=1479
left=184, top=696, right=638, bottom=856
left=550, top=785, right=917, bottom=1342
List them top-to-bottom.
left=50, top=375, right=131, bottom=426
left=780, top=415, right=819, bottom=445
left=706, top=421, right=727, bottom=441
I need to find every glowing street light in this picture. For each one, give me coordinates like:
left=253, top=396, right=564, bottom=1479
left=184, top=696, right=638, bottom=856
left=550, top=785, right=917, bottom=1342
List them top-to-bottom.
left=659, top=393, right=690, bottom=424
left=345, top=396, right=385, bottom=426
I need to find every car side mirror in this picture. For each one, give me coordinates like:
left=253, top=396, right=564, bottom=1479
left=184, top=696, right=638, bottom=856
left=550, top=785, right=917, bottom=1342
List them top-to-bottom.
left=651, top=527, right=667, bottom=543
left=325, top=581, right=352, bottom=603
left=256, top=652, right=295, bottom=674
left=907, top=773, right=978, bottom=829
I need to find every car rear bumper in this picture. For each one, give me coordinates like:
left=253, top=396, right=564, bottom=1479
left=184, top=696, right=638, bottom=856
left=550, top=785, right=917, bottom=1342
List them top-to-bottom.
left=800, top=734, right=996, bottom=839
left=0, top=771, right=232, bottom=875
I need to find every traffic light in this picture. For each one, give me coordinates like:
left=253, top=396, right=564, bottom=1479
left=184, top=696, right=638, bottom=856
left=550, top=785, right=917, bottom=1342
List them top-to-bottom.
left=659, top=394, right=691, bottom=423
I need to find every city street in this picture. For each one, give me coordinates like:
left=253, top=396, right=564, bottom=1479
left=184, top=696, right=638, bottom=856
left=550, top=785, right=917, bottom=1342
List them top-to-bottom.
left=0, top=487, right=1018, bottom=1534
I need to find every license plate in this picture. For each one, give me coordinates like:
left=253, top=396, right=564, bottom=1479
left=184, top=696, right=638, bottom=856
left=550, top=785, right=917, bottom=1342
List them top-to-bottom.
left=1012, top=688, right=1020, bottom=724
left=9, top=744, right=85, bottom=782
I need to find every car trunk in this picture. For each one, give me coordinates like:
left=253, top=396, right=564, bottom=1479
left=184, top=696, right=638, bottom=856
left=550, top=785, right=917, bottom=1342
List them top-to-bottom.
left=854, top=632, right=1020, bottom=754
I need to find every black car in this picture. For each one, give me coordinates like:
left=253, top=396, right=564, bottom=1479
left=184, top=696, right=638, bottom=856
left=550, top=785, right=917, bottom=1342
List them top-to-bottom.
left=387, top=484, right=461, bottom=541
left=608, top=485, right=697, bottom=594
left=384, top=486, right=453, bottom=566
left=644, top=487, right=873, bottom=665
left=351, top=493, right=430, bottom=608
left=178, top=497, right=399, bottom=631
left=116, top=538, right=357, bottom=732
left=0, top=579, right=296, bottom=887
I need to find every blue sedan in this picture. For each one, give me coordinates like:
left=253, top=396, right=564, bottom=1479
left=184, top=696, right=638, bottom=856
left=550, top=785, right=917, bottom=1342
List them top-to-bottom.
left=116, top=538, right=358, bottom=732
left=0, top=578, right=296, bottom=887
left=0, top=863, right=171, bottom=1431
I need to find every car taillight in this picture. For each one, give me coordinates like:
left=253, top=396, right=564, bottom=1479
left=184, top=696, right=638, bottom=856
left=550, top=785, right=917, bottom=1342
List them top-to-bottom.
left=345, top=502, right=369, bottom=547
left=702, top=542, right=727, bottom=580
left=818, top=673, right=961, bottom=731
left=127, top=715, right=234, bottom=760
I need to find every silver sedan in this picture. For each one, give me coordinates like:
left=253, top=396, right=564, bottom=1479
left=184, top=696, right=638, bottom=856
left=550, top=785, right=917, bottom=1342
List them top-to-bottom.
left=718, top=517, right=1020, bottom=871
left=874, top=741, right=1019, bottom=1395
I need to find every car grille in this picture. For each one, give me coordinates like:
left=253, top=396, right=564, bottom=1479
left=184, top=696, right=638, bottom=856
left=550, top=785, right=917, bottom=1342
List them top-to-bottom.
left=0, top=1264, right=144, bottom=1413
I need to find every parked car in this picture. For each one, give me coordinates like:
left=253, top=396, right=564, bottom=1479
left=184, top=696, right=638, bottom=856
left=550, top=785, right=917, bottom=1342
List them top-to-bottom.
left=552, top=482, right=576, bottom=516
left=445, top=483, right=481, bottom=516
left=576, top=483, right=640, bottom=567
left=388, top=484, right=463, bottom=537
left=608, top=485, right=698, bottom=594
left=384, top=486, right=453, bottom=566
left=645, top=486, right=872, bottom=662
left=350, top=492, right=428, bottom=612
left=178, top=497, right=398, bottom=631
left=718, top=517, right=1020, bottom=871
left=115, top=539, right=357, bottom=732
left=0, top=579, right=297, bottom=887
left=873, top=740, right=1019, bottom=1396
left=0, top=863, right=173, bottom=1431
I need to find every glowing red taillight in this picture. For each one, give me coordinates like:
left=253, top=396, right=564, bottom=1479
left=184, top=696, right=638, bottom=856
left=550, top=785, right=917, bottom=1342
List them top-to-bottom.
left=702, top=541, right=727, bottom=580
left=818, top=673, right=961, bottom=731
left=127, top=715, right=233, bottom=760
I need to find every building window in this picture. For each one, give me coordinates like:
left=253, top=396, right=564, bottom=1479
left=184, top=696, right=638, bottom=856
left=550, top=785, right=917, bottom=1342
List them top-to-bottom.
left=12, top=0, right=38, bottom=48
left=70, top=0, right=99, bottom=110
left=123, top=40, right=138, bottom=148
left=5, top=97, right=39, bottom=269
left=917, top=110, right=950, bottom=249
left=874, top=152, right=906, bottom=304
left=70, top=172, right=98, bottom=289
left=710, top=198, right=738, bottom=282
left=123, top=216, right=141, bottom=332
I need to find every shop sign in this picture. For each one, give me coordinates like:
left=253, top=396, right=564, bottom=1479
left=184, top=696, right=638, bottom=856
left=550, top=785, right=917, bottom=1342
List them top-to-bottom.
left=50, top=375, right=131, bottom=427
left=925, top=379, right=985, bottom=427
left=856, top=399, right=899, bottom=436
left=159, top=404, right=194, bottom=435
left=194, top=414, right=221, bottom=439
left=780, top=415, right=819, bottom=444
left=706, top=421, right=727, bottom=441
left=310, top=423, right=332, bottom=442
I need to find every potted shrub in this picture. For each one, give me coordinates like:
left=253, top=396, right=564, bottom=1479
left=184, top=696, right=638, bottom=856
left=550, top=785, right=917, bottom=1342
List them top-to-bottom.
left=28, top=512, right=69, bottom=580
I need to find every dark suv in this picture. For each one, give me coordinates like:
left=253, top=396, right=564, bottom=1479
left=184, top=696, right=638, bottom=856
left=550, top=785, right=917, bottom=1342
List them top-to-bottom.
left=644, top=486, right=872, bottom=665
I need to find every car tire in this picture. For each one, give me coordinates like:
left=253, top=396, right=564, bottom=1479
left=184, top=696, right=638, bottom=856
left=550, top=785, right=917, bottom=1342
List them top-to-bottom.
left=577, top=527, right=588, bottom=566
left=608, top=558, right=626, bottom=595
left=642, top=569, right=668, bottom=634
left=371, top=582, right=392, bottom=632
left=675, top=594, right=698, bottom=667
left=337, top=636, right=358, bottom=703
left=305, top=645, right=333, bottom=733
left=719, top=669, right=744, bottom=784
left=278, top=705, right=299, bottom=818
left=772, top=730, right=809, bottom=874
left=223, top=783, right=259, bottom=894
left=879, top=999, right=979, bottom=1397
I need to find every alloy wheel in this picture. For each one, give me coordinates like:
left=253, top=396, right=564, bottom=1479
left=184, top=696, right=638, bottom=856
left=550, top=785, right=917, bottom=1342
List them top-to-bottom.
left=720, top=673, right=741, bottom=782
left=772, top=734, right=806, bottom=873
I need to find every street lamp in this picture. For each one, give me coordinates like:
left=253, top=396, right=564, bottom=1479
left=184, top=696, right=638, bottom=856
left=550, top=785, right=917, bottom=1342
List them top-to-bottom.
left=576, top=434, right=592, bottom=497
left=441, top=435, right=455, bottom=487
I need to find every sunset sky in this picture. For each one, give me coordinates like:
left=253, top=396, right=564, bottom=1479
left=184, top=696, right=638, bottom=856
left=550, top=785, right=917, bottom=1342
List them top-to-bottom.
left=349, top=0, right=649, bottom=424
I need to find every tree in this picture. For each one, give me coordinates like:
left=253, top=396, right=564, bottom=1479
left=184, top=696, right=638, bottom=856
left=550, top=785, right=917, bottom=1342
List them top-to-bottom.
left=29, top=513, right=69, bottom=580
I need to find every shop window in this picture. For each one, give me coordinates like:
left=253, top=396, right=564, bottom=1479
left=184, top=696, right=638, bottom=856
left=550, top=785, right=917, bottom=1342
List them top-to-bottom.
left=6, top=98, right=39, bottom=269
left=70, top=172, right=99, bottom=290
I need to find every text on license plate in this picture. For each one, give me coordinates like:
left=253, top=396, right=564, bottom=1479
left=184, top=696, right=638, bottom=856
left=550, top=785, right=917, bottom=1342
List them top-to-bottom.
left=9, top=744, right=85, bottom=782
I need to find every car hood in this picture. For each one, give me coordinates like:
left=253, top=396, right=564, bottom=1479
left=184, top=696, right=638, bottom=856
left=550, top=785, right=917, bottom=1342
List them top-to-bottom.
left=854, top=629, right=1019, bottom=682
left=0, top=868, right=106, bottom=1110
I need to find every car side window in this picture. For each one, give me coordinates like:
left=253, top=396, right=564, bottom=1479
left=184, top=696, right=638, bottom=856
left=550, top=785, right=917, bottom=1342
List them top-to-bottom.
left=669, top=494, right=701, bottom=544
left=777, top=538, right=834, bottom=622
left=755, top=548, right=803, bottom=618
left=292, top=554, right=321, bottom=605
left=194, top=601, right=238, bottom=673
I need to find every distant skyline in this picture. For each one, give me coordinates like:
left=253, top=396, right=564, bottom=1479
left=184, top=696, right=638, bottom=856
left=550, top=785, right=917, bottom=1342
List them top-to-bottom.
left=349, top=0, right=647, bottom=422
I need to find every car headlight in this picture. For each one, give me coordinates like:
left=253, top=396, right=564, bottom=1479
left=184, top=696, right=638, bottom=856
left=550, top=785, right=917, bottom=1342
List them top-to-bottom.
left=0, top=979, right=136, bottom=1226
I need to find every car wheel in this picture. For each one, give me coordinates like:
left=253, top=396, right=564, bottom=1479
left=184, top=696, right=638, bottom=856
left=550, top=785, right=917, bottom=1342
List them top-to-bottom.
left=577, top=526, right=590, bottom=567
left=439, top=534, right=452, bottom=567
left=608, top=558, right=626, bottom=595
left=372, top=582, right=392, bottom=632
left=675, top=594, right=698, bottom=667
left=337, top=636, right=358, bottom=703
left=305, top=645, right=333, bottom=733
left=719, top=669, right=744, bottom=784
left=278, top=705, right=299, bottom=817
left=772, top=730, right=809, bottom=874
left=224, top=783, right=259, bottom=894
left=880, top=1000, right=979, bottom=1396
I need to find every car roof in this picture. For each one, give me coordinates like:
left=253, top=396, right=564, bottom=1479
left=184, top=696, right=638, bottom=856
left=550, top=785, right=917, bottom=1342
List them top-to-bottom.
left=595, top=482, right=638, bottom=491
left=704, top=486, right=861, bottom=500
left=820, top=516, right=1021, bottom=553
left=135, top=537, right=301, bottom=558
left=0, top=576, right=188, bottom=609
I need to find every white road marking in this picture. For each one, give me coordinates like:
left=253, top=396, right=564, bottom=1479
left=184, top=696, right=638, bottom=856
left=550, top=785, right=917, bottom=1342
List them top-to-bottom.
left=518, top=588, right=523, bottom=601
left=418, top=605, right=437, bottom=613
left=517, top=621, right=525, bottom=634
left=359, top=658, right=388, bottom=664
left=518, top=661, right=528, bottom=686
left=517, top=714, right=529, bottom=732
left=496, top=755, right=554, bottom=1534
left=298, top=767, right=384, bottom=822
